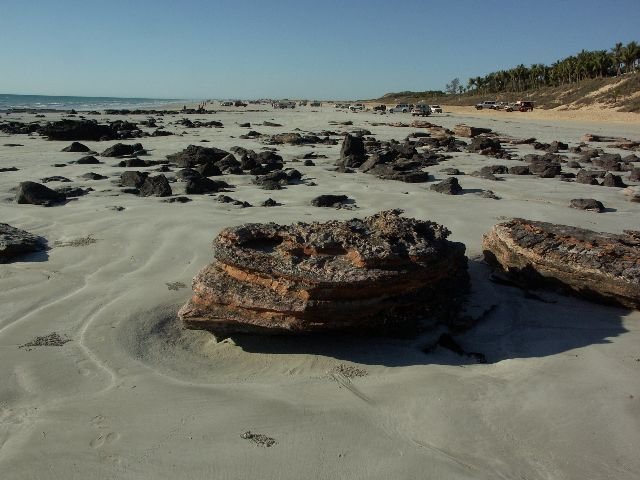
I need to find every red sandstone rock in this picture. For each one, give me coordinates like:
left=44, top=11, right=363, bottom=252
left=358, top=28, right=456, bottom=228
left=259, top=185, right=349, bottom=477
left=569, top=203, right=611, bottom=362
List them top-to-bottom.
left=179, top=210, right=469, bottom=336
left=483, top=219, right=640, bottom=309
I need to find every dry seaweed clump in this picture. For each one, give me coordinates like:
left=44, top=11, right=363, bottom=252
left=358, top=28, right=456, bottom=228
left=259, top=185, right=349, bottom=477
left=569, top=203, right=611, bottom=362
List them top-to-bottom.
left=179, top=209, right=469, bottom=336
left=19, top=332, right=71, bottom=351
left=240, top=431, right=277, bottom=447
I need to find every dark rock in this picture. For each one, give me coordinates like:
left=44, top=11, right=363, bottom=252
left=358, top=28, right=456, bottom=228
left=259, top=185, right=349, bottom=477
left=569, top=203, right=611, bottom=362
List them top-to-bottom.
left=39, top=119, right=115, bottom=141
left=337, top=134, right=367, bottom=168
left=61, top=142, right=91, bottom=152
left=101, top=143, right=143, bottom=157
left=167, top=145, right=229, bottom=168
left=75, top=155, right=101, bottom=165
left=117, top=158, right=147, bottom=168
left=303, top=160, right=315, bottom=166
left=566, top=161, right=582, bottom=169
left=195, top=163, right=222, bottom=177
left=508, top=165, right=530, bottom=175
left=0, top=167, right=19, bottom=172
left=440, top=168, right=461, bottom=175
left=630, top=168, right=640, bottom=182
left=576, top=169, right=600, bottom=185
left=120, top=171, right=149, bottom=188
left=80, top=172, right=108, bottom=180
left=602, top=173, right=626, bottom=188
left=138, top=175, right=172, bottom=197
left=41, top=176, right=71, bottom=183
left=185, top=177, right=230, bottom=194
left=430, top=177, right=462, bottom=195
left=15, top=181, right=66, bottom=206
left=55, top=186, right=92, bottom=197
left=311, top=194, right=350, bottom=207
left=163, top=196, right=192, bottom=203
left=261, top=198, right=279, bottom=207
left=570, top=198, right=605, bottom=212
left=179, top=210, right=469, bottom=335
left=483, top=219, right=640, bottom=308
left=0, top=223, right=46, bottom=263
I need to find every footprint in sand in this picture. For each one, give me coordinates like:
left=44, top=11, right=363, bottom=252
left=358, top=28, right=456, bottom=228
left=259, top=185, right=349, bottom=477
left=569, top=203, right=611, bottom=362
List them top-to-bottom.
left=90, top=432, right=120, bottom=449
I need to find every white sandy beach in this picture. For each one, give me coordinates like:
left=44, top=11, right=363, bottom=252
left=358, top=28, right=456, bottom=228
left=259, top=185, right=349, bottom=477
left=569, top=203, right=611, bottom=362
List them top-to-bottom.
left=1, top=106, right=639, bottom=479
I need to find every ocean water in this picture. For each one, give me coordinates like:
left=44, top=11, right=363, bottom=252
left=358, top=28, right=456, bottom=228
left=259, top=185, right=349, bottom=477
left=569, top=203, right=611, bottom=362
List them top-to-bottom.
left=0, top=93, right=190, bottom=111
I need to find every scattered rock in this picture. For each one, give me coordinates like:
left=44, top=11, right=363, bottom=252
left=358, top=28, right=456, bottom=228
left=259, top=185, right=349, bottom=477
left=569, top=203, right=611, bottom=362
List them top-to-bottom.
left=454, top=124, right=492, bottom=137
left=337, top=133, right=367, bottom=168
left=61, top=142, right=91, bottom=152
left=101, top=143, right=143, bottom=157
left=75, top=155, right=101, bottom=165
left=120, top=171, right=149, bottom=188
left=80, top=172, right=108, bottom=180
left=602, top=173, right=626, bottom=188
left=138, top=175, right=172, bottom=197
left=430, top=177, right=462, bottom=195
left=15, top=181, right=66, bottom=206
left=310, top=194, right=350, bottom=207
left=163, top=196, right=192, bottom=203
left=261, top=198, right=280, bottom=207
left=570, top=198, right=605, bottom=212
left=483, top=218, right=640, bottom=309
left=0, top=223, right=46, bottom=263
left=18, top=332, right=71, bottom=351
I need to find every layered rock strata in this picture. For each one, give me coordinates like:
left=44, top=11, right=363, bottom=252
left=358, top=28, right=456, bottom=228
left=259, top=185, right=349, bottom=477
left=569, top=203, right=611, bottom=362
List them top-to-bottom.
left=179, top=210, right=469, bottom=336
left=483, top=219, right=640, bottom=309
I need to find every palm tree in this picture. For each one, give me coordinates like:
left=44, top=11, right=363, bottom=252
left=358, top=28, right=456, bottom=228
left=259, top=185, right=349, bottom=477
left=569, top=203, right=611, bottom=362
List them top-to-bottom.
left=622, top=41, right=639, bottom=73
left=612, top=42, right=624, bottom=75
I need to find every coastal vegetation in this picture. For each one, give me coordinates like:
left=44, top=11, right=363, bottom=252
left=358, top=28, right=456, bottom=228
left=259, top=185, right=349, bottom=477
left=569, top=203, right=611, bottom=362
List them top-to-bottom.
left=377, top=41, right=640, bottom=111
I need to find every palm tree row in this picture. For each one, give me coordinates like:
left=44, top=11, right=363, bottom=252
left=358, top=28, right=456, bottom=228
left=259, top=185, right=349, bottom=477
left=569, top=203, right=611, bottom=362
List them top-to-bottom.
left=466, top=41, right=639, bottom=95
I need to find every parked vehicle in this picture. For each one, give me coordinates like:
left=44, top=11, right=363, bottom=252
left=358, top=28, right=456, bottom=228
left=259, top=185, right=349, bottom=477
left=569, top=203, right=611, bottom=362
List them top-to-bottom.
left=234, top=100, right=247, bottom=107
left=516, top=100, right=534, bottom=112
left=220, top=101, right=233, bottom=107
left=273, top=101, right=296, bottom=109
left=310, top=101, right=322, bottom=107
left=475, top=101, right=497, bottom=110
left=349, top=103, right=365, bottom=112
left=373, top=104, right=386, bottom=111
left=389, top=104, right=411, bottom=113
left=411, top=104, right=432, bottom=116
left=430, top=104, right=442, bottom=113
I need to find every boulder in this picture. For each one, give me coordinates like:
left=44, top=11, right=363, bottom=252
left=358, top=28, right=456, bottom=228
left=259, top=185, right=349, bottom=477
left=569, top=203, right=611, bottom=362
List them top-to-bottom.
left=337, top=134, right=367, bottom=168
left=508, top=165, right=530, bottom=175
left=630, top=168, right=640, bottom=182
left=576, top=169, right=600, bottom=185
left=138, top=175, right=172, bottom=197
left=430, top=177, right=462, bottom=195
left=15, top=181, right=66, bottom=206
left=569, top=198, right=605, bottom=212
left=178, top=210, right=469, bottom=335
left=483, top=218, right=640, bottom=309
left=0, top=223, right=46, bottom=263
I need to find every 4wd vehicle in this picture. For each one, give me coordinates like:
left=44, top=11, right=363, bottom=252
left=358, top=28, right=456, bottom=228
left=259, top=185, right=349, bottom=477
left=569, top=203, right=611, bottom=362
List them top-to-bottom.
left=234, top=100, right=247, bottom=107
left=220, top=101, right=233, bottom=107
left=310, top=101, right=322, bottom=107
left=475, top=101, right=497, bottom=110
left=516, top=101, right=534, bottom=112
left=349, top=103, right=365, bottom=112
left=373, top=104, right=386, bottom=111
left=389, top=104, right=411, bottom=113
left=411, top=104, right=432, bottom=116
left=430, top=104, right=442, bottom=113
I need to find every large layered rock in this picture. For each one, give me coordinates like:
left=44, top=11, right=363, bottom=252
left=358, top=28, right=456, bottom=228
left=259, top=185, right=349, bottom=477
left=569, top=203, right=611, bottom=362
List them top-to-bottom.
left=337, top=133, right=367, bottom=168
left=16, top=181, right=66, bottom=206
left=179, top=210, right=469, bottom=336
left=483, top=219, right=640, bottom=309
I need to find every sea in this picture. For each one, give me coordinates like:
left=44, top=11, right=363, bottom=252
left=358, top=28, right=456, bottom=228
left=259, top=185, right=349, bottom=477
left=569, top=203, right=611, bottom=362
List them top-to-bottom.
left=0, top=93, right=192, bottom=111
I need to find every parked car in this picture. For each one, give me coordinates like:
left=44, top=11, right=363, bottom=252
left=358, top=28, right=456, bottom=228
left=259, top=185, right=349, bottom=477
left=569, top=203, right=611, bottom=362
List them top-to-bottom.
left=234, top=100, right=247, bottom=107
left=220, top=101, right=233, bottom=107
left=310, top=101, right=322, bottom=107
left=475, top=101, right=497, bottom=110
left=349, top=103, right=365, bottom=112
left=373, top=104, right=386, bottom=111
left=389, top=104, right=411, bottom=113
left=411, top=104, right=432, bottom=116
left=430, top=104, right=442, bottom=113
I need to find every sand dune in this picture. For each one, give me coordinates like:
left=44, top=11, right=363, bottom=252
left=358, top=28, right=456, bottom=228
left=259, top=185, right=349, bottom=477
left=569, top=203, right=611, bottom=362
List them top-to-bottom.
left=1, top=106, right=639, bottom=479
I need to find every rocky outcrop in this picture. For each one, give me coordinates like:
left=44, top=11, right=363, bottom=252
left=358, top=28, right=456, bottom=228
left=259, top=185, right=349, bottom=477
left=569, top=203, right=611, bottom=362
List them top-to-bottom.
left=40, top=120, right=115, bottom=141
left=453, top=124, right=491, bottom=138
left=337, top=134, right=367, bottom=168
left=101, top=143, right=143, bottom=157
left=167, top=145, right=230, bottom=168
left=138, top=175, right=172, bottom=197
left=569, top=198, right=605, bottom=212
left=179, top=210, right=469, bottom=336
left=483, top=219, right=640, bottom=309
left=0, top=223, right=46, bottom=263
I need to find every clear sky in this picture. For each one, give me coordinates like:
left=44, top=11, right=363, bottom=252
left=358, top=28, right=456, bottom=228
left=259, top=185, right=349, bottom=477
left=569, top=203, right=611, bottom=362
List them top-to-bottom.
left=1, top=0, right=638, bottom=99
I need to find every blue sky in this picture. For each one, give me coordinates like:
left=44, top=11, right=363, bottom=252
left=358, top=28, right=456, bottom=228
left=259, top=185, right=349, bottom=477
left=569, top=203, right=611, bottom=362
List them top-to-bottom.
left=1, top=0, right=638, bottom=99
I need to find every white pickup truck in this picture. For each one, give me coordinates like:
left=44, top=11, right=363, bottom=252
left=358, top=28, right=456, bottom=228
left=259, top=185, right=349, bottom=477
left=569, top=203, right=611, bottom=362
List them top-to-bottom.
left=475, top=101, right=497, bottom=110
